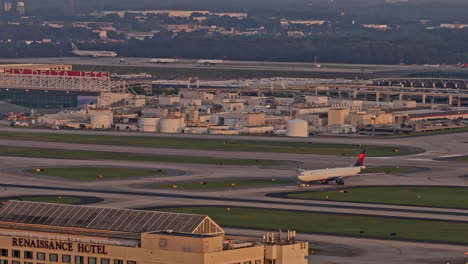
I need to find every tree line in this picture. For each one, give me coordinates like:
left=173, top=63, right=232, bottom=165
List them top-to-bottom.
left=2, top=28, right=468, bottom=65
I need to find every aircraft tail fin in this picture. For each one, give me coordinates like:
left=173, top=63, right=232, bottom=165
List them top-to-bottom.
left=71, top=43, right=79, bottom=52
left=353, top=149, right=367, bottom=167
left=296, top=167, right=305, bottom=173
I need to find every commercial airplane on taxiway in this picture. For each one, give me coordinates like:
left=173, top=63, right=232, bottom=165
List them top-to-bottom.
left=71, top=43, right=118, bottom=58
left=297, top=149, right=368, bottom=185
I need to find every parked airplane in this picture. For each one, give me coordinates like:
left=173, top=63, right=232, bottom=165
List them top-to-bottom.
left=71, top=43, right=118, bottom=58
left=150, top=58, right=179, bottom=64
left=196, top=59, right=226, bottom=66
left=457, top=62, right=468, bottom=68
left=297, top=150, right=367, bottom=185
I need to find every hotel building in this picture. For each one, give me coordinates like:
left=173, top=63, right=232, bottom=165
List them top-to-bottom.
left=0, top=201, right=309, bottom=264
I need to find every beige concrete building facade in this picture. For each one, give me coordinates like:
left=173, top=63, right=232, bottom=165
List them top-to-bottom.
left=328, top=109, right=349, bottom=125
left=0, top=201, right=308, bottom=264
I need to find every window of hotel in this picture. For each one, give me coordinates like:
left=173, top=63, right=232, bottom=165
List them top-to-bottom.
left=159, top=239, right=167, bottom=249
left=182, top=247, right=192, bottom=252
left=0, top=249, right=7, bottom=257
left=12, top=250, right=20, bottom=258
left=25, top=251, right=33, bottom=259
left=37, top=252, right=46, bottom=261
left=49, top=254, right=58, bottom=262
left=62, top=255, right=71, bottom=263
left=75, top=256, right=84, bottom=264
left=88, top=257, right=96, bottom=264
left=101, top=258, right=110, bottom=264
left=0, top=260, right=7, bottom=264
left=114, top=260, right=123, bottom=264
left=255, top=260, right=262, bottom=264
left=12, top=261, right=19, bottom=264
left=127, top=261, right=136, bottom=264
left=244, top=261, right=252, bottom=264
left=24, top=262, right=32, bottom=264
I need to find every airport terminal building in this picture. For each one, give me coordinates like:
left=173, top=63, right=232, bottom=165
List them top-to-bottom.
left=0, top=201, right=308, bottom=264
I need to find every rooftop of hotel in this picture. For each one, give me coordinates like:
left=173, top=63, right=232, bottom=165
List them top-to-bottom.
left=0, top=201, right=224, bottom=239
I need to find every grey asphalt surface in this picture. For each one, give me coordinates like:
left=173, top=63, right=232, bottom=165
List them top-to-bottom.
left=0, top=57, right=458, bottom=74
left=0, top=127, right=467, bottom=263
left=226, top=228, right=468, bottom=264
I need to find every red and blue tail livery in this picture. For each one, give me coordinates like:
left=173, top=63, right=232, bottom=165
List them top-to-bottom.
left=353, top=149, right=367, bottom=167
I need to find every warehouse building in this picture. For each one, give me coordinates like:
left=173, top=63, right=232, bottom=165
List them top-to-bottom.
left=0, top=201, right=309, bottom=264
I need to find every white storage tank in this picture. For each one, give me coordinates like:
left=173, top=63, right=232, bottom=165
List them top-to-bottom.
left=90, top=111, right=113, bottom=129
left=138, top=118, right=160, bottom=132
left=159, top=118, right=185, bottom=133
left=286, top=119, right=308, bottom=137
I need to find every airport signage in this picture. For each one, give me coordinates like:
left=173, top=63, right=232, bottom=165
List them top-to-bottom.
left=4, top=69, right=110, bottom=78
left=12, top=237, right=109, bottom=255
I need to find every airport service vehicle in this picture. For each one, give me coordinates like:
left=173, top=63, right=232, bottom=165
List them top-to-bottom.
left=71, top=43, right=118, bottom=58
left=150, top=58, right=179, bottom=64
left=297, top=150, right=367, bottom=185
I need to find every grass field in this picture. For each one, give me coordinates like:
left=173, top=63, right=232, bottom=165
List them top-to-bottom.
left=384, top=127, right=468, bottom=138
left=0, top=131, right=411, bottom=157
left=0, top=146, right=279, bottom=166
left=445, top=156, right=468, bottom=162
left=360, top=166, right=408, bottom=174
left=25, top=167, right=162, bottom=181
left=154, top=178, right=294, bottom=190
left=288, top=186, right=468, bottom=209
left=1, top=196, right=82, bottom=205
left=158, top=207, right=468, bottom=244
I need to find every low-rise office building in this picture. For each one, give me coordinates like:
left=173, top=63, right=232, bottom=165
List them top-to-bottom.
left=0, top=201, right=308, bottom=264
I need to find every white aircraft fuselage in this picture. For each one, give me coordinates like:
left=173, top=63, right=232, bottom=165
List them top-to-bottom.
left=72, top=50, right=118, bottom=58
left=197, top=59, right=225, bottom=65
left=298, top=166, right=364, bottom=182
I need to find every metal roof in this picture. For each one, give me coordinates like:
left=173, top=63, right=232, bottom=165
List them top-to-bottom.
left=0, top=201, right=224, bottom=236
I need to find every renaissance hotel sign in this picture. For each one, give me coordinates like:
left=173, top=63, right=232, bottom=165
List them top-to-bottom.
left=12, top=237, right=109, bottom=255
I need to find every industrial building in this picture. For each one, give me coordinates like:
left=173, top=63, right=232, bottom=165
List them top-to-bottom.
left=2, top=64, right=466, bottom=136
left=0, top=65, right=141, bottom=109
left=0, top=201, right=309, bottom=264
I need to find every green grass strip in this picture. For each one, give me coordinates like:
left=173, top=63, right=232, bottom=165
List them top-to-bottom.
left=384, top=127, right=468, bottom=138
left=0, top=131, right=409, bottom=156
left=0, top=146, right=278, bottom=166
left=448, top=156, right=468, bottom=162
left=360, top=166, right=408, bottom=174
left=25, top=167, right=163, bottom=181
left=154, top=179, right=293, bottom=190
left=289, top=186, right=468, bottom=209
left=1, top=196, right=81, bottom=205
left=158, top=207, right=468, bottom=244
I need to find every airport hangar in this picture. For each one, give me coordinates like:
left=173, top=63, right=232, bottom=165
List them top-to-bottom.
left=0, top=64, right=144, bottom=110
left=0, top=201, right=308, bottom=264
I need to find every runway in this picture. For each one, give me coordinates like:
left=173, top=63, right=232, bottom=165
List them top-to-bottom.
left=0, top=57, right=459, bottom=75
left=0, top=128, right=467, bottom=263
